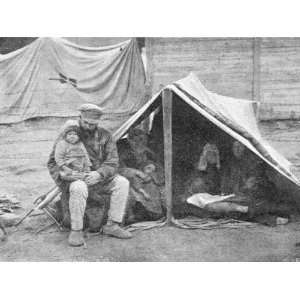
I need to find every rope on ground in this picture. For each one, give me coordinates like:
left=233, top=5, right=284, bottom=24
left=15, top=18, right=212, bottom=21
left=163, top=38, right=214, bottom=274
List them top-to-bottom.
left=124, top=216, right=257, bottom=232
left=171, top=216, right=257, bottom=230
left=125, top=218, right=167, bottom=232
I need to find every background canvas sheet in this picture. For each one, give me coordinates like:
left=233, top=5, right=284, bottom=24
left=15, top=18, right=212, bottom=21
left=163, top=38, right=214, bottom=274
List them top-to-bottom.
left=0, top=37, right=146, bottom=127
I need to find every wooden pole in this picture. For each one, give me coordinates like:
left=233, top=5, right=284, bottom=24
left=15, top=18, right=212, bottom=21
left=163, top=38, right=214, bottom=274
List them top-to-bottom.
left=141, top=38, right=151, bottom=132
left=162, top=88, right=173, bottom=224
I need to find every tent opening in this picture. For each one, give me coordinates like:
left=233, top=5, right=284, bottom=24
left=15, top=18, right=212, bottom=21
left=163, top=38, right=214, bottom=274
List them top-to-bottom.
left=148, top=93, right=258, bottom=212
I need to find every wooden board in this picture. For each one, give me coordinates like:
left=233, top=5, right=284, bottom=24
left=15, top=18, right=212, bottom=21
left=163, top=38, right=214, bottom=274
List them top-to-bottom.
left=260, top=38, right=300, bottom=119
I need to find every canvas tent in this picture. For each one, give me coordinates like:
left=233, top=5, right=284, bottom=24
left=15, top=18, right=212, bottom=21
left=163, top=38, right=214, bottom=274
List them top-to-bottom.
left=0, top=37, right=146, bottom=131
left=114, top=73, right=300, bottom=225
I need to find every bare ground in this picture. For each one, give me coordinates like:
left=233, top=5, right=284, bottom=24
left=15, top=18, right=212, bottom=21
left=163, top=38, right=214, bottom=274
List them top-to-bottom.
left=1, top=119, right=300, bottom=261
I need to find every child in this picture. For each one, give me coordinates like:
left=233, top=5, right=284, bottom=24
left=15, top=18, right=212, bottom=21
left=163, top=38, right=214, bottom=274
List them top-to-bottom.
left=55, top=121, right=92, bottom=182
left=185, top=142, right=221, bottom=196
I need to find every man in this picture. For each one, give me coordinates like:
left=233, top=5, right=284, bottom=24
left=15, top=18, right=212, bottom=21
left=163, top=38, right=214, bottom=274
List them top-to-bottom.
left=47, top=103, right=132, bottom=247
left=219, top=140, right=290, bottom=224
left=220, top=140, right=265, bottom=196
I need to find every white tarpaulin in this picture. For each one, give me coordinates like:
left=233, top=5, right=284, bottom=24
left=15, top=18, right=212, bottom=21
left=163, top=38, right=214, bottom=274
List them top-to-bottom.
left=0, top=37, right=146, bottom=126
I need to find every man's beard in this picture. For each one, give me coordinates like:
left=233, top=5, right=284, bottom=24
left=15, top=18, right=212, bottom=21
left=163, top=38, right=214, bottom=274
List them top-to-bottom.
left=79, top=125, right=97, bottom=137
left=85, top=127, right=96, bottom=133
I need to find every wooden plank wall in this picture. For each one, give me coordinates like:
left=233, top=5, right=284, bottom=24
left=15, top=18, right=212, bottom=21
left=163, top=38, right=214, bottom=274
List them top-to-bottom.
left=146, top=37, right=300, bottom=120
left=146, top=38, right=254, bottom=99
left=260, top=38, right=300, bottom=120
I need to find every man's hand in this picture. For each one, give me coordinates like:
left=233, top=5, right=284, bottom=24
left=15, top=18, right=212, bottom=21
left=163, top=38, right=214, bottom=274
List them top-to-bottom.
left=84, top=171, right=102, bottom=186
left=71, top=172, right=85, bottom=181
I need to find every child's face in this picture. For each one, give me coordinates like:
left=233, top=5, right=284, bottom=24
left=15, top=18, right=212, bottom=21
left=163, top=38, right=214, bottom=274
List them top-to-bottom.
left=65, top=131, right=79, bottom=144
left=232, top=141, right=245, bottom=159
left=206, top=151, right=218, bottom=165
left=143, top=164, right=156, bottom=174
left=244, top=176, right=257, bottom=190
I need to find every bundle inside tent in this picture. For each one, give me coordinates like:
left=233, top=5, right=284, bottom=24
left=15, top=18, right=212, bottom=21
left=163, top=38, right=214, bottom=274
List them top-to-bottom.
left=0, top=37, right=146, bottom=131
left=115, top=73, right=300, bottom=229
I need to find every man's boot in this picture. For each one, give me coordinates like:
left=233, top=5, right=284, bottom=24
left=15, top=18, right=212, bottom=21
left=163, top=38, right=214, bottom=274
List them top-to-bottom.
left=102, top=221, right=132, bottom=239
left=68, top=230, right=85, bottom=247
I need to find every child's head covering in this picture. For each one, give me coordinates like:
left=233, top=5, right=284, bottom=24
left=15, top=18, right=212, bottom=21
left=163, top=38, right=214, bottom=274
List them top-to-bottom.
left=60, top=120, right=80, bottom=137
left=197, top=143, right=220, bottom=171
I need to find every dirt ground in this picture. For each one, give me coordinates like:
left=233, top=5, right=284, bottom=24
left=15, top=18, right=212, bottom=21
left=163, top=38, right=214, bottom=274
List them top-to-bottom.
left=1, top=118, right=300, bottom=261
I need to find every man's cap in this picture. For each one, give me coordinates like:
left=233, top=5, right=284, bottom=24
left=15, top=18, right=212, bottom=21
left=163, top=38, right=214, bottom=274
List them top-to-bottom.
left=78, top=103, right=103, bottom=123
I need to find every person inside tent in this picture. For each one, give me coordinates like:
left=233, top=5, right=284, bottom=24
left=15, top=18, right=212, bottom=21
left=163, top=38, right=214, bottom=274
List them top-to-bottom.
left=48, top=104, right=132, bottom=247
left=118, top=128, right=165, bottom=223
left=182, top=140, right=249, bottom=217
left=185, top=140, right=292, bottom=225
left=209, top=140, right=291, bottom=224
left=220, top=141, right=263, bottom=196
left=182, top=142, right=221, bottom=201
left=188, top=142, right=221, bottom=195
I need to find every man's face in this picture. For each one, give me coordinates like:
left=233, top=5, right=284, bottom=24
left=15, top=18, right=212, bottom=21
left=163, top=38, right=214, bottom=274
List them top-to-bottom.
left=79, top=117, right=98, bottom=132
left=129, top=130, right=148, bottom=147
left=232, top=141, right=245, bottom=159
